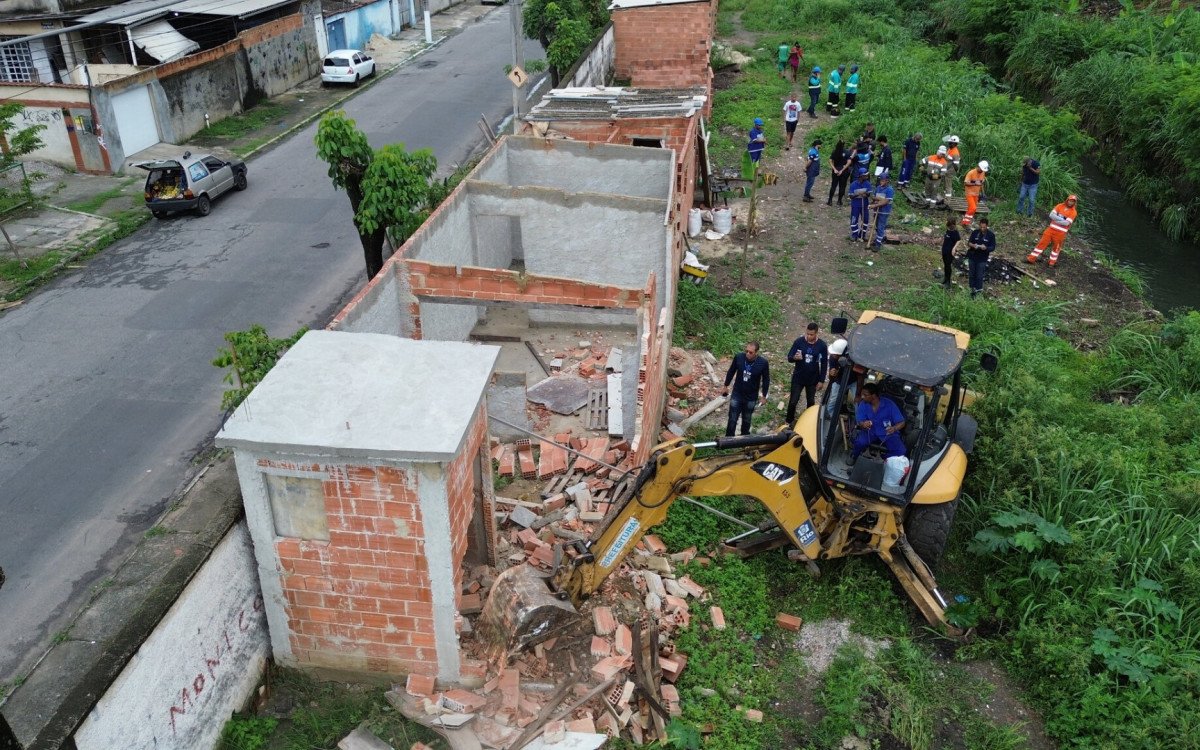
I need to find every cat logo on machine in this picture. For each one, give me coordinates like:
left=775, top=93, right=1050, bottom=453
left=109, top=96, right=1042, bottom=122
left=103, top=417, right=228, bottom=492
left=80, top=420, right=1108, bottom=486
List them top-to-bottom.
left=751, top=460, right=796, bottom=485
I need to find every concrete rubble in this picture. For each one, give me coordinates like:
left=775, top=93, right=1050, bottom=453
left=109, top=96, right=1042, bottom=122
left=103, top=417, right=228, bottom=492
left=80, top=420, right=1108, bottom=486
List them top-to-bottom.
left=387, top=440, right=719, bottom=747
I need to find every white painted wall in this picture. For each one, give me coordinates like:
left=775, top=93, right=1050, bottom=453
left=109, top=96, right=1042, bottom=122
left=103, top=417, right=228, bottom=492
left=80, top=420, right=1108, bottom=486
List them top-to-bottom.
left=14, top=105, right=75, bottom=167
left=73, top=522, right=270, bottom=750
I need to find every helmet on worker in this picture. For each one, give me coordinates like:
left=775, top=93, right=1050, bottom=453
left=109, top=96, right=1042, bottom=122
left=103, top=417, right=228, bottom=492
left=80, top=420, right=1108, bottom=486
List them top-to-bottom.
left=813, top=66, right=822, bottom=73
left=753, top=117, right=764, bottom=126
left=946, top=135, right=960, bottom=144
left=937, top=145, right=948, bottom=155
left=978, top=160, right=990, bottom=172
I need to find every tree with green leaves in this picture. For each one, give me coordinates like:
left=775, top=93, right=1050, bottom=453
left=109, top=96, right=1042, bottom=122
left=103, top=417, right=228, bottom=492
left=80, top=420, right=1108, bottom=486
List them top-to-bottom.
left=523, top=0, right=610, bottom=84
left=0, top=103, right=46, bottom=169
left=314, top=110, right=437, bottom=279
left=211, top=324, right=306, bottom=411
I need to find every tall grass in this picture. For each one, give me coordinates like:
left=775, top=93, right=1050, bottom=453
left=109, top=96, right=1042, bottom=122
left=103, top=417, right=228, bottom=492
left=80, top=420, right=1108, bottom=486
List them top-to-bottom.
left=920, top=0, right=1200, bottom=241
left=672, top=282, right=782, bottom=355
left=895, top=287, right=1200, bottom=746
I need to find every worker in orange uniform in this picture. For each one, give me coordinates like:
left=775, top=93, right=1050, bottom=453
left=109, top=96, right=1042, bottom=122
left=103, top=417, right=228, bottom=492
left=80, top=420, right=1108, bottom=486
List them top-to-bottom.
left=943, top=135, right=962, bottom=199
left=921, top=146, right=950, bottom=205
left=962, top=160, right=989, bottom=226
left=1027, top=195, right=1078, bottom=267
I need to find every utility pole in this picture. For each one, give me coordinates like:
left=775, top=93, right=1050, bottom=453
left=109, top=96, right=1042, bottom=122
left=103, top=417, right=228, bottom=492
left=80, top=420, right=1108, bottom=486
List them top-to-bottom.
left=510, top=0, right=524, bottom=134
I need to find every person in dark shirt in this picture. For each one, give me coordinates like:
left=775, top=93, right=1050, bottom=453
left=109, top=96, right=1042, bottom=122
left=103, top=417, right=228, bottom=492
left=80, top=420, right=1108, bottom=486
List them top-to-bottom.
left=899, top=132, right=922, bottom=186
left=875, top=135, right=893, bottom=180
left=803, top=138, right=823, bottom=202
left=827, top=139, right=851, bottom=206
left=1017, top=157, right=1041, bottom=217
left=941, top=217, right=961, bottom=288
left=966, top=217, right=997, bottom=298
left=786, top=322, right=829, bottom=424
left=722, top=342, right=771, bottom=436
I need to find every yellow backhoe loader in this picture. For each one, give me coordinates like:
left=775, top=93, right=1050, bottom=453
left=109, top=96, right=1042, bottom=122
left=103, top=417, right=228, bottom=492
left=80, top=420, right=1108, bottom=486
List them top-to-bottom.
left=481, top=311, right=996, bottom=648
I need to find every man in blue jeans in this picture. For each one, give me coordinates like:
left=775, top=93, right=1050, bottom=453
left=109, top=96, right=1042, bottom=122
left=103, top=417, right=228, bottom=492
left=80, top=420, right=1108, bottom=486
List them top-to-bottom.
left=898, top=132, right=922, bottom=186
left=1017, top=157, right=1040, bottom=216
left=868, top=173, right=894, bottom=250
left=721, top=342, right=771, bottom=436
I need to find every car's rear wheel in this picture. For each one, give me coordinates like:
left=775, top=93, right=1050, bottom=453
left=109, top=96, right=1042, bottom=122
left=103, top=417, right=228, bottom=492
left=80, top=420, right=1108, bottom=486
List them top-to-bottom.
left=353, top=73, right=360, bottom=86
left=234, top=172, right=248, bottom=191
left=195, top=195, right=212, bottom=217
left=151, top=209, right=166, bottom=219
left=905, top=499, right=958, bottom=567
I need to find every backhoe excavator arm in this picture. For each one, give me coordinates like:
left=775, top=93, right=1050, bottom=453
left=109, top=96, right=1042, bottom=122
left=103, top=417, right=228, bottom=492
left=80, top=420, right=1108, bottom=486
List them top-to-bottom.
left=553, top=432, right=830, bottom=602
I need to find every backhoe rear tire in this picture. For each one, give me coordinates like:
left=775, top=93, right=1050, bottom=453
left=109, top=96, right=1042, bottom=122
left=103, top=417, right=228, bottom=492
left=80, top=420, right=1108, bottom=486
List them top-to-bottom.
left=904, top=499, right=958, bottom=568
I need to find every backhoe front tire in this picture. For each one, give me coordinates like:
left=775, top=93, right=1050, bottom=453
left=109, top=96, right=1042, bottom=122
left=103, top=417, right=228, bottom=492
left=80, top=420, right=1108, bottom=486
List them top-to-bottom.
left=904, top=499, right=958, bottom=567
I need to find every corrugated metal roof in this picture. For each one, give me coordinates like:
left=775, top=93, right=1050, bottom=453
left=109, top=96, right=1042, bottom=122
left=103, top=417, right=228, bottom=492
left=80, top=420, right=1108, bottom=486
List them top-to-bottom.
left=77, top=0, right=296, bottom=26
left=609, top=0, right=707, bottom=9
left=132, top=18, right=199, bottom=61
left=527, top=86, right=708, bottom=121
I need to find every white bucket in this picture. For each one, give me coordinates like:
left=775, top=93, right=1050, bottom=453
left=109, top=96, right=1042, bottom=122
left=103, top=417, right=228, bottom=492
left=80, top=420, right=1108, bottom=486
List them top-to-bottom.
left=688, top=208, right=703, bottom=237
left=712, top=208, right=733, bottom=234
left=883, top=455, right=911, bottom=486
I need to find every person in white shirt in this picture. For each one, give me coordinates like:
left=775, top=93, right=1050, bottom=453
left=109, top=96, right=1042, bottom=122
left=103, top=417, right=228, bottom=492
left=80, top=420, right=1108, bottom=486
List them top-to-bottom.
left=783, top=93, right=803, bottom=150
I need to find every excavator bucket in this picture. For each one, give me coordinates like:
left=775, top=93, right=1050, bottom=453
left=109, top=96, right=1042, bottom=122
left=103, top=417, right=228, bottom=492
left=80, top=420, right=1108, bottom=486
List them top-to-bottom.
left=478, top=564, right=579, bottom=652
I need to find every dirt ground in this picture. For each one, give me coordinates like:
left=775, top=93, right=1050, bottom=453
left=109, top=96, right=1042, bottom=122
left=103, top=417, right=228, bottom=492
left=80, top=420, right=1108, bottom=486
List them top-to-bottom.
left=697, top=67, right=1150, bottom=358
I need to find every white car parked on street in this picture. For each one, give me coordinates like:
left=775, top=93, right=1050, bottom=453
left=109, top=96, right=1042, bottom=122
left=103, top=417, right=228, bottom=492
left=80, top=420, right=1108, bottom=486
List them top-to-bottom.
left=321, top=49, right=376, bottom=86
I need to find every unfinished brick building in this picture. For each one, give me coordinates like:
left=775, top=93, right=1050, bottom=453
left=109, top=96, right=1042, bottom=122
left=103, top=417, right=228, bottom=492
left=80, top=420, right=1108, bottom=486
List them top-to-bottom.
left=610, top=0, right=716, bottom=94
left=219, top=137, right=679, bottom=682
left=216, top=334, right=499, bottom=681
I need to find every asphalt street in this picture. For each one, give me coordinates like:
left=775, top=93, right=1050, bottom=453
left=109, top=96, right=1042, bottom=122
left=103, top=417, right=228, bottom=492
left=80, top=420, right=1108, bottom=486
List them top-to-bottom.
left=0, top=7, right=541, bottom=683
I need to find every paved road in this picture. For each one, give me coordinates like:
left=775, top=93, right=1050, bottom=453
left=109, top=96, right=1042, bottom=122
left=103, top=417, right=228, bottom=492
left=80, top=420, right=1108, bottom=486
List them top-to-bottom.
left=0, top=7, right=541, bottom=683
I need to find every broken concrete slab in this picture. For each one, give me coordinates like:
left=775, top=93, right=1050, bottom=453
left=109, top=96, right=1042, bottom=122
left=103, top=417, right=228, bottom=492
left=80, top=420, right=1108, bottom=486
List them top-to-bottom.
left=527, top=376, right=591, bottom=415
left=508, top=505, right=540, bottom=529
left=338, top=723, right=394, bottom=749
left=521, top=731, right=609, bottom=749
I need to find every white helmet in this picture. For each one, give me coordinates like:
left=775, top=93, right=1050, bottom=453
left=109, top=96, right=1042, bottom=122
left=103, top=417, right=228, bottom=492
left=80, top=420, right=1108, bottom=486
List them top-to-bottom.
left=947, top=135, right=960, bottom=144
left=937, top=145, right=948, bottom=155
left=978, top=160, right=990, bottom=172
left=829, top=339, right=848, bottom=356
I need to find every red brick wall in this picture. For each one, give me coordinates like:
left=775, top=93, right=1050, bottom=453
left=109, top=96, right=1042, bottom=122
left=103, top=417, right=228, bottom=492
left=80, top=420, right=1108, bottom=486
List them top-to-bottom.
left=612, top=1, right=715, bottom=90
left=405, top=261, right=647, bottom=310
left=446, top=404, right=489, bottom=612
left=265, top=460, right=437, bottom=676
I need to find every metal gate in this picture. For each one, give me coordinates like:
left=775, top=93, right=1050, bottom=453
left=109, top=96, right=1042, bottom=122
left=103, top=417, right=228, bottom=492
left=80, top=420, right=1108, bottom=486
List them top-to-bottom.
left=111, top=85, right=160, bottom=156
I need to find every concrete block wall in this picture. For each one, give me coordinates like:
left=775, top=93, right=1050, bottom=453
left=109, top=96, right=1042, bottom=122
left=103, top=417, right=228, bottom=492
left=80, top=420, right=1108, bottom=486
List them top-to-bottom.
left=612, top=0, right=715, bottom=94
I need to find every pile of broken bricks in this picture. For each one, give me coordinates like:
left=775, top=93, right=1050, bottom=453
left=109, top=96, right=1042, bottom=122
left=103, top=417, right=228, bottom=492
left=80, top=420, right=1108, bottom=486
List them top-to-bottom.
left=392, top=527, right=715, bottom=749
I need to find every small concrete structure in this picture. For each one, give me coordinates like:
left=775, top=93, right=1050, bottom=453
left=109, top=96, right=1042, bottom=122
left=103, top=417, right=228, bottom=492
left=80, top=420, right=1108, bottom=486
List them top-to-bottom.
left=216, top=331, right=500, bottom=681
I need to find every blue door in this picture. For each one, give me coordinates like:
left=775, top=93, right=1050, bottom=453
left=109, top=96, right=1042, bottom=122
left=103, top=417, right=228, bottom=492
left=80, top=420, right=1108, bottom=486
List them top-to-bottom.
left=326, top=18, right=346, bottom=51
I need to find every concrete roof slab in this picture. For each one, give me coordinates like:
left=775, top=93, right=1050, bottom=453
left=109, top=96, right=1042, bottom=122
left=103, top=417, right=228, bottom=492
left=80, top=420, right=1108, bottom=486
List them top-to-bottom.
left=216, top=331, right=500, bottom=462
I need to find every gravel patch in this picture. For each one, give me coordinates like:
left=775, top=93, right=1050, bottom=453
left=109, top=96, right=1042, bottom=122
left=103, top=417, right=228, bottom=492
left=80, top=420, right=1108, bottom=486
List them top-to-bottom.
left=793, top=618, right=889, bottom=674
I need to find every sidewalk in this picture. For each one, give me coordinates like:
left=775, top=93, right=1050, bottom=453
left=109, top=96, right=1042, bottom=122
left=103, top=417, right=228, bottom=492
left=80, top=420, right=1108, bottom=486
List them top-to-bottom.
left=1, top=1, right=502, bottom=302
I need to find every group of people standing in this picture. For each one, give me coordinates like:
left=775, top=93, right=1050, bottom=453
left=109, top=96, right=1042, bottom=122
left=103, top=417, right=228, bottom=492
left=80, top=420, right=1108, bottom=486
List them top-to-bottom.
left=795, top=122, right=894, bottom=249
left=720, top=322, right=845, bottom=436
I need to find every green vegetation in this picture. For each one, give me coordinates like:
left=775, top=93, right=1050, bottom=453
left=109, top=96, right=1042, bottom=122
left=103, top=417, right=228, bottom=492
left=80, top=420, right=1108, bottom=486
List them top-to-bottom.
left=522, top=0, right=610, bottom=83
left=709, top=0, right=1092, bottom=214
left=923, top=0, right=1200, bottom=242
left=197, top=102, right=289, bottom=141
left=673, top=282, right=782, bottom=355
left=892, top=290, right=1200, bottom=747
left=212, top=324, right=307, bottom=411
left=217, top=667, right=443, bottom=750
left=217, top=715, right=277, bottom=750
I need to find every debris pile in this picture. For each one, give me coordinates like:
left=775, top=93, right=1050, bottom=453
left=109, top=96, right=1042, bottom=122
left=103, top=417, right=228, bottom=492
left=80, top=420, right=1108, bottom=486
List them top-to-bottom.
left=391, top=472, right=716, bottom=749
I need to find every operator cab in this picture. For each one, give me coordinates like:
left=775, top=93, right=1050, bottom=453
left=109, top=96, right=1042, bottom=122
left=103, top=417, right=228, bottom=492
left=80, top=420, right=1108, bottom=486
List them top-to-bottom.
left=812, top=311, right=994, bottom=504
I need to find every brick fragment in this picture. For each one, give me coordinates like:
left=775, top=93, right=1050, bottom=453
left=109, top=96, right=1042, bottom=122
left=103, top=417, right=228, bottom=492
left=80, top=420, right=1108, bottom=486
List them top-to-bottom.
left=673, top=374, right=693, bottom=387
left=642, top=534, right=668, bottom=554
left=677, top=575, right=705, bottom=598
left=459, top=592, right=482, bottom=615
left=592, top=605, right=616, bottom=636
left=710, top=606, right=726, bottom=630
left=776, top=613, right=803, bottom=631
left=614, top=623, right=632, bottom=655
left=590, top=635, right=611, bottom=657
left=591, top=654, right=631, bottom=681
left=500, top=668, right=520, bottom=709
left=406, top=673, right=435, bottom=697
left=441, top=689, right=487, bottom=712
left=744, top=708, right=764, bottom=723
left=567, top=714, right=596, bottom=734
left=543, top=719, right=566, bottom=743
